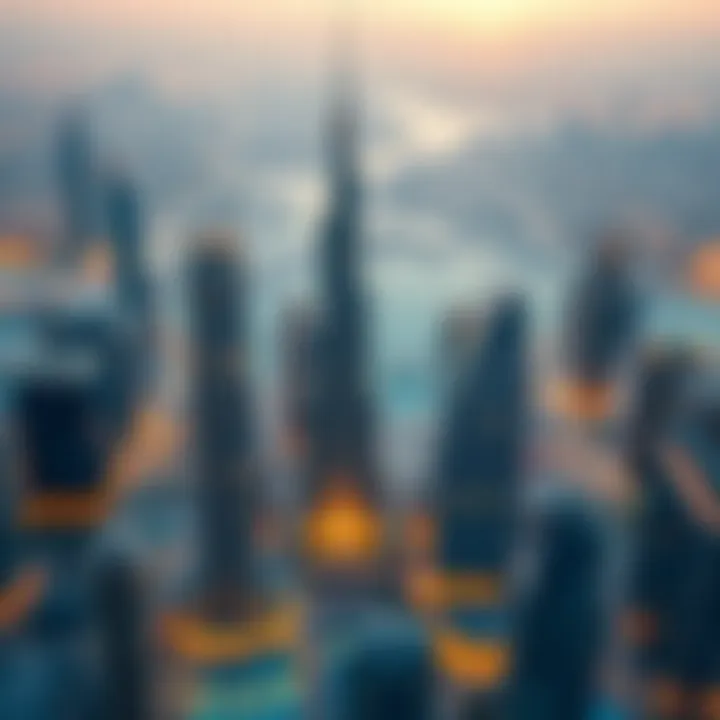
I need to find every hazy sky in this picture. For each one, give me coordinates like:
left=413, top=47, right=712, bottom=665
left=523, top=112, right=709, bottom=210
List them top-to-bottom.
left=2, top=0, right=720, bottom=94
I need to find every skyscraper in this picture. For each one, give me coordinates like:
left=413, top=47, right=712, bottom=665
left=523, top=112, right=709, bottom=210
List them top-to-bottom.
left=302, top=60, right=382, bottom=578
left=56, top=113, right=96, bottom=263
left=105, top=173, right=150, bottom=327
left=161, top=234, right=300, bottom=719
left=187, top=234, right=255, bottom=617
left=511, top=236, right=640, bottom=720
left=432, top=295, right=527, bottom=709
left=437, top=295, right=527, bottom=576
left=40, top=298, right=137, bottom=447
left=281, top=305, right=317, bottom=464
left=14, top=354, right=114, bottom=532
left=633, top=378, right=720, bottom=718
left=94, top=552, right=151, bottom=720
left=335, top=616, right=435, bottom=720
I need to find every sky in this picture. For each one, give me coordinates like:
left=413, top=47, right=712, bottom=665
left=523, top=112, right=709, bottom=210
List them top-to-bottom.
left=2, top=1, right=720, bottom=459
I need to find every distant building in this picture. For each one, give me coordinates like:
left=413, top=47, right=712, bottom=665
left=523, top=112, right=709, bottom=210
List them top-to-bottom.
left=56, top=113, right=96, bottom=263
left=104, top=174, right=151, bottom=327
left=563, top=236, right=638, bottom=387
left=281, top=305, right=317, bottom=462
left=439, top=305, right=484, bottom=398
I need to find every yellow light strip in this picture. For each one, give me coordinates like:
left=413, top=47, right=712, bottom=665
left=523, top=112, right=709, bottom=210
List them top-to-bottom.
left=0, top=235, right=45, bottom=271
left=21, top=490, right=113, bottom=529
left=406, top=569, right=504, bottom=614
left=438, top=572, right=504, bottom=606
left=160, top=605, right=300, bottom=666
left=434, top=628, right=511, bottom=689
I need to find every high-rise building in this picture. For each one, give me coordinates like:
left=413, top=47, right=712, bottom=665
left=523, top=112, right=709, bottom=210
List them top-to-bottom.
left=302, top=62, right=382, bottom=579
left=56, top=113, right=96, bottom=263
left=105, top=174, right=151, bottom=327
left=161, top=234, right=300, bottom=719
left=187, top=234, right=255, bottom=616
left=511, top=237, right=640, bottom=720
left=562, top=237, right=638, bottom=388
left=432, top=295, right=527, bottom=709
left=437, top=295, right=527, bottom=576
left=39, top=299, right=137, bottom=445
left=281, top=305, right=317, bottom=464
left=439, top=306, right=484, bottom=397
left=626, top=347, right=694, bottom=702
left=14, top=354, right=114, bottom=531
left=631, top=374, right=720, bottom=718
left=0, top=422, right=18, bottom=588
left=510, top=501, right=607, bottom=720
left=94, top=552, right=151, bottom=720
left=335, top=616, right=434, bottom=720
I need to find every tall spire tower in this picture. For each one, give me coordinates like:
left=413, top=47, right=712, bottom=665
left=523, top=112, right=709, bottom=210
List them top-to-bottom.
left=303, top=28, right=381, bottom=577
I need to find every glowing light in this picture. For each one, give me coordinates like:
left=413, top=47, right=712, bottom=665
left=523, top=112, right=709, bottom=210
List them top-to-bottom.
left=0, top=235, right=45, bottom=271
left=685, top=241, right=720, bottom=301
left=544, top=377, right=618, bottom=422
left=304, top=477, right=382, bottom=567
left=21, top=489, right=113, bottom=528
left=161, top=605, right=300, bottom=665
left=434, top=629, right=511, bottom=689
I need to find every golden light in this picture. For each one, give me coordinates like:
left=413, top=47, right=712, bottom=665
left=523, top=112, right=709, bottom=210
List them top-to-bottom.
left=0, top=235, right=45, bottom=271
left=685, top=241, right=720, bottom=301
left=544, top=376, right=618, bottom=423
left=304, top=477, right=382, bottom=567
left=21, top=489, right=113, bottom=529
left=405, top=565, right=443, bottom=613
left=405, top=569, right=503, bottom=614
left=161, top=604, right=300, bottom=665
left=434, top=629, right=511, bottom=689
